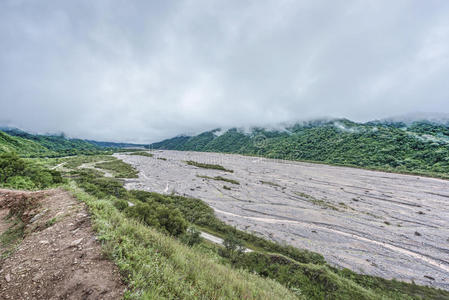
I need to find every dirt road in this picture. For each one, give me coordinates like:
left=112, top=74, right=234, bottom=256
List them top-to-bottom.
left=117, top=150, right=449, bottom=290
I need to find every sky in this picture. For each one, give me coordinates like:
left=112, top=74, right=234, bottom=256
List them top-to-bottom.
left=1, top=0, right=449, bottom=143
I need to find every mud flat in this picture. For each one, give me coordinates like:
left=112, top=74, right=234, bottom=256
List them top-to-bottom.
left=117, top=150, right=449, bottom=290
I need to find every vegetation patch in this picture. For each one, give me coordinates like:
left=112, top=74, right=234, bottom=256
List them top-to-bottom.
left=128, top=151, right=154, bottom=157
left=0, top=152, right=64, bottom=190
left=61, top=155, right=115, bottom=170
left=95, top=159, right=138, bottom=178
left=186, top=160, right=233, bottom=172
left=197, top=175, right=239, bottom=185
left=260, top=180, right=281, bottom=187
left=294, top=191, right=339, bottom=211
left=0, top=218, right=25, bottom=259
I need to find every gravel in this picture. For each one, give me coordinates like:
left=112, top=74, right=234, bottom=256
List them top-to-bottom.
left=117, top=150, right=449, bottom=290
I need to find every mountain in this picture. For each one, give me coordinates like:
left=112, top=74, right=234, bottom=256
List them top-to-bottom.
left=151, top=118, right=449, bottom=178
left=0, top=128, right=146, bottom=157
left=0, top=130, right=56, bottom=157
left=84, top=140, right=148, bottom=149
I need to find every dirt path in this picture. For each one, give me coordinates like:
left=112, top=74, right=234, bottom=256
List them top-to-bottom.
left=50, top=162, right=67, bottom=170
left=0, top=189, right=124, bottom=299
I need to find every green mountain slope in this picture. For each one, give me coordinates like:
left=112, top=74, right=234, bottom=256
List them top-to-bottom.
left=151, top=119, right=449, bottom=178
left=0, top=129, right=107, bottom=157
left=0, top=130, right=57, bottom=157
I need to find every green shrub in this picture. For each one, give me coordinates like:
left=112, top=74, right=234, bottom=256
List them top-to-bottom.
left=0, top=152, right=63, bottom=190
left=72, top=169, right=127, bottom=198
left=5, top=176, right=36, bottom=190
left=113, top=199, right=129, bottom=211
left=125, top=201, right=187, bottom=237
left=155, top=206, right=188, bottom=237
left=180, top=226, right=202, bottom=246
left=219, top=233, right=245, bottom=263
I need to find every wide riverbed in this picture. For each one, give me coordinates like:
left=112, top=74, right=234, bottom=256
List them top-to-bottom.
left=117, top=150, right=449, bottom=290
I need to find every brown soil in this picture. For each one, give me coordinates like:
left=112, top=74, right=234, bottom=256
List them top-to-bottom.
left=0, top=188, right=125, bottom=299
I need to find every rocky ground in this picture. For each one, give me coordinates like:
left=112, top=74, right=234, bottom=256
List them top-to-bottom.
left=118, top=150, right=449, bottom=290
left=0, top=188, right=124, bottom=299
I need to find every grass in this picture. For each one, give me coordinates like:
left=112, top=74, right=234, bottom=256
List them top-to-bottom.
left=128, top=151, right=154, bottom=157
left=61, top=155, right=116, bottom=169
left=95, top=159, right=138, bottom=178
left=186, top=160, right=233, bottom=172
left=197, top=175, right=240, bottom=185
left=67, top=183, right=298, bottom=299
left=45, top=217, right=57, bottom=227
left=0, top=218, right=25, bottom=259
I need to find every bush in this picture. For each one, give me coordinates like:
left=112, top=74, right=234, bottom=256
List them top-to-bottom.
left=0, top=152, right=63, bottom=189
left=0, top=152, right=26, bottom=183
left=72, top=169, right=127, bottom=198
left=5, top=176, right=35, bottom=190
left=113, top=199, right=129, bottom=211
left=125, top=201, right=187, bottom=237
left=155, top=206, right=188, bottom=237
left=180, top=226, right=202, bottom=246
left=219, top=233, right=245, bottom=263
left=223, top=233, right=244, bottom=253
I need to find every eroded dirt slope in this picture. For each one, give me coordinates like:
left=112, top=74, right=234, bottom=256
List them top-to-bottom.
left=0, top=188, right=124, bottom=299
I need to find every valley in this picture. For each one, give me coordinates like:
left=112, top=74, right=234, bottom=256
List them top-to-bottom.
left=118, top=150, right=449, bottom=290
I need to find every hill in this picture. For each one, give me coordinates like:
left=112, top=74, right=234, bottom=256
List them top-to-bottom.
left=151, top=119, right=449, bottom=178
left=0, top=128, right=147, bottom=157
left=84, top=139, right=149, bottom=149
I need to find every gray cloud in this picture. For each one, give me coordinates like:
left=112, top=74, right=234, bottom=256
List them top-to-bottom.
left=1, top=0, right=449, bottom=143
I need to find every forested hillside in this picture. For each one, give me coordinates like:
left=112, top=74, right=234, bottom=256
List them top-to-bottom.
left=151, top=119, right=449, bottom=178
left=0, top=129, right=108, bottom=157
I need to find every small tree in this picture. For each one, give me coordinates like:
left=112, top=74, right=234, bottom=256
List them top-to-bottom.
left=181, top=226, right=202, bottom=246
left=220, top=233, right=245, bottom=263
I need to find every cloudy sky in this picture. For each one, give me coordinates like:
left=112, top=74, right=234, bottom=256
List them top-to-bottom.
left=1, top=0, right=449, bottom=143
